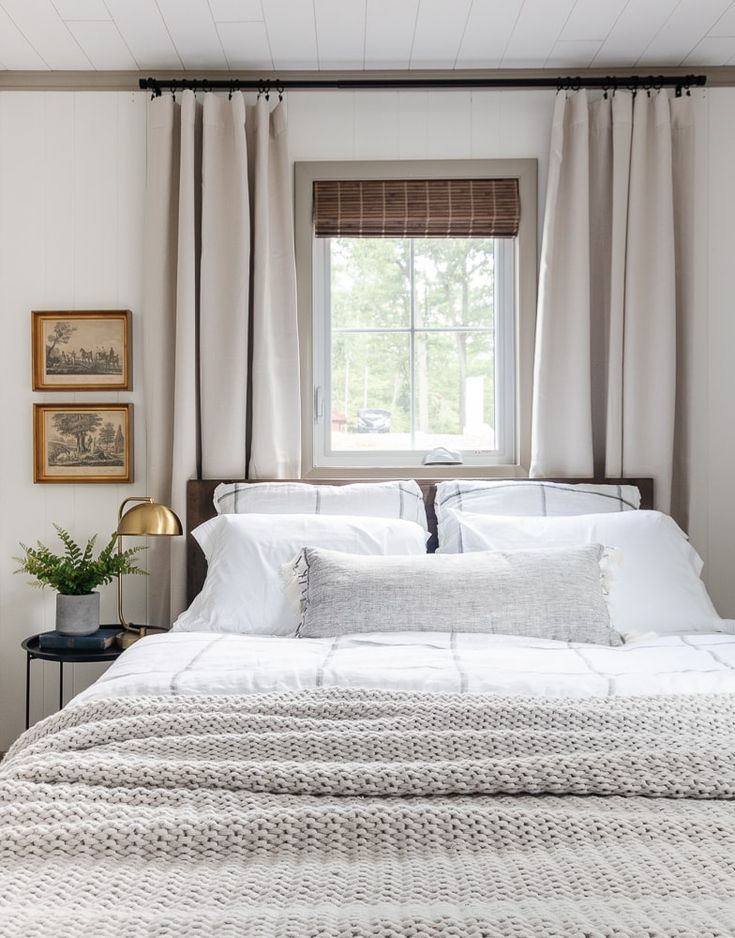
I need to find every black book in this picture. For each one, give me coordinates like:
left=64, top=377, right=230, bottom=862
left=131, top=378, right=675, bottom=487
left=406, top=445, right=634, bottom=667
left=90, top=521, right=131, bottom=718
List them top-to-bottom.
left=38, top=627, right=122, bottom=651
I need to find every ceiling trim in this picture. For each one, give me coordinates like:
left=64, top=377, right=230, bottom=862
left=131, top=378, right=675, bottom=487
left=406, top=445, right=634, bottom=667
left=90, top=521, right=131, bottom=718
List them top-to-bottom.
left=2, top=67, right=735, bottom=92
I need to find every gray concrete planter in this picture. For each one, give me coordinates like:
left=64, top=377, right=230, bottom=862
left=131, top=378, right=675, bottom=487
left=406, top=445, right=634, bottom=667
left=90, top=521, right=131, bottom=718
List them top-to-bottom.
left=56, top=592, right=100, bottom=636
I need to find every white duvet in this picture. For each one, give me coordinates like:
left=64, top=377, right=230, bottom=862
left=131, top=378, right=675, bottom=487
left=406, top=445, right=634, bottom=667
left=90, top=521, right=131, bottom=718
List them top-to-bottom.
left=71, top=629, right=735, bottom=705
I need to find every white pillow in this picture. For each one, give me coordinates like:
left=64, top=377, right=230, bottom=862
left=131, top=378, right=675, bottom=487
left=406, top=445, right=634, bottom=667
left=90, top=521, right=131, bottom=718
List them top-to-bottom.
left=214, top=480, right=428, bottom=530
left=436, top=480, right=641, bottom=553
left=449, top=509, right=721, bottom=639
left=174, top=513, right=428, bottom=637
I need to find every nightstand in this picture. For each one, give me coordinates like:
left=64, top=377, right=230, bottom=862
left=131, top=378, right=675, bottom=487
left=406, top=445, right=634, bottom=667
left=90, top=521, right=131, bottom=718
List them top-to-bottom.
left=22, top=632, right=123, bottom=730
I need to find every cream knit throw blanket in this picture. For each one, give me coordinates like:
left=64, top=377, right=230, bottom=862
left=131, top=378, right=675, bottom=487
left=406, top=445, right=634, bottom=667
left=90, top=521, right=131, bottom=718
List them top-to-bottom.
left=1, top=689, right=735, bottom=936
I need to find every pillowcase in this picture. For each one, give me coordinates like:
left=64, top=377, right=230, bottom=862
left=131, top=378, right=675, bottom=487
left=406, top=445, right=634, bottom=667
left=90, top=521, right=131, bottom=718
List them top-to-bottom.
left=214, top=479, right=428, bottom=530
left=435, top=480, right=641, bottom=553
left=450, top=509, right=720, bottom=639
left=174, top=513, right=428, bottom=637
left=288, top=544, right=621, bottom=646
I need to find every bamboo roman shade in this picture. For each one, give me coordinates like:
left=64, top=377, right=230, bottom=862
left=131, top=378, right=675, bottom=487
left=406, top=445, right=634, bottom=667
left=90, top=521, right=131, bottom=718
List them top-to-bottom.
left=313, top=178, right=520, bottom=238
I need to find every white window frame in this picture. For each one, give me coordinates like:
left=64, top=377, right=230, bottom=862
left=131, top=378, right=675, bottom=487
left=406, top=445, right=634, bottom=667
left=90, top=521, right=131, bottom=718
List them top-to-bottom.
left=294, top=159, right=537, bottom=479
left=313, top=236, right=516, bottom=468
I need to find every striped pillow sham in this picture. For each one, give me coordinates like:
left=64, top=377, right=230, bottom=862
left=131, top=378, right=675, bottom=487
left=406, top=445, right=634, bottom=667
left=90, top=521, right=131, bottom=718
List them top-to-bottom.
left=214, top=479, right=428, bottom=531
left=436, top=480, right=640, bottom=553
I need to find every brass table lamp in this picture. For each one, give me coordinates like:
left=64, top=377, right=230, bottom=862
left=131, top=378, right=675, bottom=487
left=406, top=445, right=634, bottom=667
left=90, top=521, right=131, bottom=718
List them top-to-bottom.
left=116, top=496, right=182, bottom=650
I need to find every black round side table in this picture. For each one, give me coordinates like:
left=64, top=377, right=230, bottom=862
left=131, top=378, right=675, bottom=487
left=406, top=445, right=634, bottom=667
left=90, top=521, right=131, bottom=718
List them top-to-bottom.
left=22, top=632, right=123, bottom=730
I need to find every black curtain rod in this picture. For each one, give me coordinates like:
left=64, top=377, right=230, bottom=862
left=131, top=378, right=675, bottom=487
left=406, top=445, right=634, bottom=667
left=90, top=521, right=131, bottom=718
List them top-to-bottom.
left=139, top=74, right=706, bottom=97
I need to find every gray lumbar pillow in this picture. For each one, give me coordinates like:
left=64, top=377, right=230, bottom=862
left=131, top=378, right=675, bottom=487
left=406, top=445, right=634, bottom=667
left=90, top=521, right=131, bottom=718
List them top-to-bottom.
left=285, top=544, right=621, bottom=645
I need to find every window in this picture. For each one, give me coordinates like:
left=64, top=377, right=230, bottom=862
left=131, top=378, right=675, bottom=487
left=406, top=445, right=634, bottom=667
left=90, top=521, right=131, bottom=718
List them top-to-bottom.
left=295, top=161, right=537, bottom=474
left=316, top=234, right=514, bottom=465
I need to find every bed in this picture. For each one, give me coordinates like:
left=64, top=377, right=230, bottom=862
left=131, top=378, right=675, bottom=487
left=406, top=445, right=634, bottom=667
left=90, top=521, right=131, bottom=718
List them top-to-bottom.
left=2, top=476, right=735, bottom=936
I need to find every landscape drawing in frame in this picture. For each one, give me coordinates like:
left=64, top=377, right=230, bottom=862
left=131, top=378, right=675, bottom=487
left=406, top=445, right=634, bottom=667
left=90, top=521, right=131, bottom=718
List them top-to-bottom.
left=32, top=310, right=131, bottom=391
left=34, top=403, right=133, bottom=484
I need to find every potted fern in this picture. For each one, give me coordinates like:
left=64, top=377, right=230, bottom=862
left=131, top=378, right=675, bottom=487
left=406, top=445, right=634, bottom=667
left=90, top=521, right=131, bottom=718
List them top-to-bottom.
left=15, top=525, right=146, bottom=636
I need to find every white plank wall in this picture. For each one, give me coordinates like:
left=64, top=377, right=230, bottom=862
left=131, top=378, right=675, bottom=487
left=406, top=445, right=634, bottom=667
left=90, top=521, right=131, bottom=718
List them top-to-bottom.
left=0, top=86, right=732, bottom=750
left=0, top=91, right=148, bottom=747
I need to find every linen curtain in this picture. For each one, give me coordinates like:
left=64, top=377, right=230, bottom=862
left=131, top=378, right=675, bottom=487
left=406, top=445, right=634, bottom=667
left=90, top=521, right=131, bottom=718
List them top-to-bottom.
left=530, top=89, right=694, bottom=513
left=143, top=90, right=300, bottom=624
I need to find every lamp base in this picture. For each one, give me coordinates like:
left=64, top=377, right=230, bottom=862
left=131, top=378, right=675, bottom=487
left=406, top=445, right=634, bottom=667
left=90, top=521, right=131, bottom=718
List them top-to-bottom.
left=116, top=626, right=168, bottom=651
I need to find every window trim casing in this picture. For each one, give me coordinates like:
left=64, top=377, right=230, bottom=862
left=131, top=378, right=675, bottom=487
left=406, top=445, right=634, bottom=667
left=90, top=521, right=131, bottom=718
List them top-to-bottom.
left=294, top=158, right=537, bottom=480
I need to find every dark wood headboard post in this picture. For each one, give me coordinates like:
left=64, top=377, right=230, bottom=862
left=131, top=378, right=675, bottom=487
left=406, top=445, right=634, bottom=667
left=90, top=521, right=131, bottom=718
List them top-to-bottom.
left=186, top=477, right=654, bottom=606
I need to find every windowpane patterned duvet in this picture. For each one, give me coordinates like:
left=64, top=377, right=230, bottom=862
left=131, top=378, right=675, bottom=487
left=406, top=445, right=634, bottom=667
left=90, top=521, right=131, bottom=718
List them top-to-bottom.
left=71, top=630, right=735, bottom=705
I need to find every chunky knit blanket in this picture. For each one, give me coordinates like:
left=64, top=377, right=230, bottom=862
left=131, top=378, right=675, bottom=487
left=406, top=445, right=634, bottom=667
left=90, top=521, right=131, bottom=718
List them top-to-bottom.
left=1, top=689, right=735, bottom=937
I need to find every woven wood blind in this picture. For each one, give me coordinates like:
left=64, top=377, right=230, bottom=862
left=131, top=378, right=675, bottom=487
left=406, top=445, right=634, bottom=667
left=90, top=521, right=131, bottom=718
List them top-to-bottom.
left=313, top=178, right=520, bottom=238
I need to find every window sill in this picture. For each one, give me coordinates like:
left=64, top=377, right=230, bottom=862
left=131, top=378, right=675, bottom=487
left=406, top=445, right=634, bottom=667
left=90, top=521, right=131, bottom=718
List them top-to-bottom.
left=301, top=465, right=530, bottom=481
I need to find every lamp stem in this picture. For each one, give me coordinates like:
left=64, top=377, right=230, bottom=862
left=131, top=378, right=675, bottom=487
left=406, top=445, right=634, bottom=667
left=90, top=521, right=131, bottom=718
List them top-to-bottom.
left=117, top=495, right=152, bottom=633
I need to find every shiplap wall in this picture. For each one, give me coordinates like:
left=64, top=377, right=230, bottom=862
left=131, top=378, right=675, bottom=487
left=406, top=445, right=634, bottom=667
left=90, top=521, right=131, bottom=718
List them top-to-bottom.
left=0, top=86, right=731, bottom=751
left=0, top=91, right=149, bottom=746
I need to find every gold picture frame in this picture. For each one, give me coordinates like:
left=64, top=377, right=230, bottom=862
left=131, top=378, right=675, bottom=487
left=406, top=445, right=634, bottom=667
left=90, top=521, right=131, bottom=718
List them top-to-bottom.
left=32, top=310, right=131, bottom=391
left=34, top=403, right=133, bottom=484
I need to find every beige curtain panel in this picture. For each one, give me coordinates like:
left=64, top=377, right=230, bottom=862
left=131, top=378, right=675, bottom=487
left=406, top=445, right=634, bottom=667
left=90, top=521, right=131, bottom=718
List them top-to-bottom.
left=530, top=89, right=695, bottom=514
left=143, top=90, right=300, bottom=624
left=313, top=178, right=520, bottom=238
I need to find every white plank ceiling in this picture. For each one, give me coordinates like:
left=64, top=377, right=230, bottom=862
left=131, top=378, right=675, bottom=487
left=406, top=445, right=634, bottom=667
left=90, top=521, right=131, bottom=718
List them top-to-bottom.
left=1, top=0, right=735, bottom=71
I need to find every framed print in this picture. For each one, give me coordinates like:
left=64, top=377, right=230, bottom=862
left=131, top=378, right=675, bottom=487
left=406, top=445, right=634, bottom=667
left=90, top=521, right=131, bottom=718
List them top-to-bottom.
left=32, top=310, right=131, bottom=391
left=34, top=404, right=133, bottom=484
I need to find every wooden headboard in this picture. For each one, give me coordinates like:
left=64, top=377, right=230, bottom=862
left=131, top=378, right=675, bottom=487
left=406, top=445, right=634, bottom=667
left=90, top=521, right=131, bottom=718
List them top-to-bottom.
left=186, top=477, right=653, bottom=605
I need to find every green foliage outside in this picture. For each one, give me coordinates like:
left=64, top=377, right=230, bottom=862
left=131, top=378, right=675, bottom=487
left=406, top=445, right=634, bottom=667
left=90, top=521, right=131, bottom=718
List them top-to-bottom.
left=330, top=237, right=496, bottom=443
left=15, top=525, right=146, bottom=596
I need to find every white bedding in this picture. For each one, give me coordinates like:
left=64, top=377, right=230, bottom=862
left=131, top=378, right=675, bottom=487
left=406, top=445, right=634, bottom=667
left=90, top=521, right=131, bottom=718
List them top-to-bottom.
left=71, top=629, right=735, bottom=705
